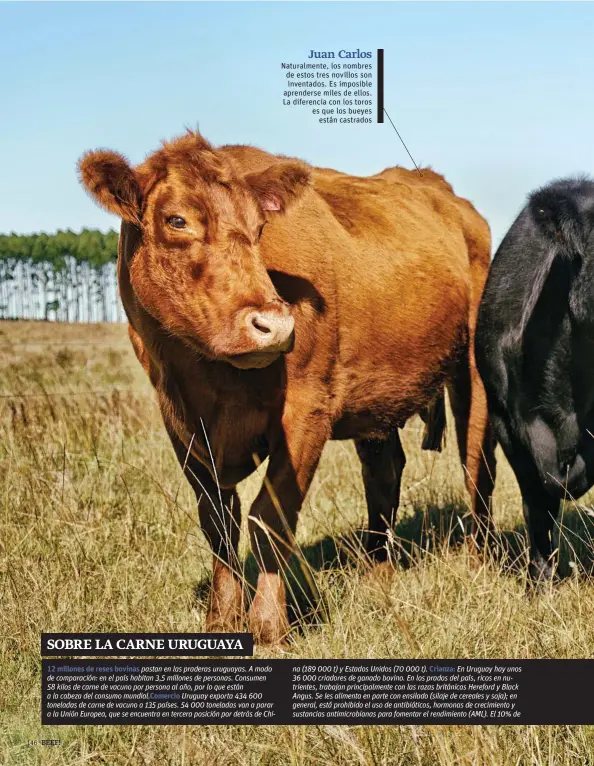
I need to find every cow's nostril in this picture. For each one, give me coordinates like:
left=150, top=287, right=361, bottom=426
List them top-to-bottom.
left=245, top=309, right=294, bottom=350
left=251, top=315, right=272, bottom=334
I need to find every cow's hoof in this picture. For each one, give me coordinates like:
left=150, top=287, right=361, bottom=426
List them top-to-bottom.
left=363, top=531, right=391, bottom=563
left=466, top=531, right=493, bottom=569
left=468, top=548, right=485, bottom=571
left=364, top=549, right=391, bottom=567
left=363, top=560, right=395, bottom=585
left=526, top=566, right=556, bottom=595
left=247, top=573, right=292, bottom=646
left=526, top=579, right=552, bottom=598
left=205, top=591, right=245, bottom=633
left=247, top=601, right=291, bottom=647
left=205, top=603, right=245, bottom=633
left=205, top=611, right=244, bottom=634
left=247, top=611, right=291, bottom=647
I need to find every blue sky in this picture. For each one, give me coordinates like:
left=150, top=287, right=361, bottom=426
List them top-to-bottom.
left=1, top=1, right=593, bottom=247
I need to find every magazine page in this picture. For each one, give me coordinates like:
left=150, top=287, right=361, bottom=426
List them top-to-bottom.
left=1, top=1, right=594, bottom=763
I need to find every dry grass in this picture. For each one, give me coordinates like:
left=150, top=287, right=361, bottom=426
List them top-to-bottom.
left=1, top=320, right=594, bottom=765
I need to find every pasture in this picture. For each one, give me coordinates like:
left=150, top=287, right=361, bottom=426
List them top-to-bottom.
left=2, top=320, right=594, bottom=765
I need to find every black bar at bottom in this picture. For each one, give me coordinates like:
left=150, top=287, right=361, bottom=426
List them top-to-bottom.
left=377, top=48, right=384, bottom=123
left=41, top=632, right=253, bottom=657
left=42, top=659, right=593, bottom=725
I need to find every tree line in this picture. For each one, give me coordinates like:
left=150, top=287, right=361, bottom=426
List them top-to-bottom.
left=0, top=229, right=125, bottom=322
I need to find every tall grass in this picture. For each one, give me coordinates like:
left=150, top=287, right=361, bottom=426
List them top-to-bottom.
left=1, top=321, right=594, bottom=765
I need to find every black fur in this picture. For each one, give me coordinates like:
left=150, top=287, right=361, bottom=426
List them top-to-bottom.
left=475, top=177, right=594, bottom=583
left=421, top=389, right=446, bottom=452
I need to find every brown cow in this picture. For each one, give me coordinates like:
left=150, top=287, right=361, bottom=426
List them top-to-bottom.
left=78, top=130, right=495, bottom=645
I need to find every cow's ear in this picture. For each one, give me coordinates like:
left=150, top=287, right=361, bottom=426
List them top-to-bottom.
left=78, top=150, right=142, bottom=224
left=244, top=161, right=311, bottom=214
left=529, top=188, right=583, bottom=256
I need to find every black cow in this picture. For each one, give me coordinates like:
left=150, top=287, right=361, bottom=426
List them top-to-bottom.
left=476, top=177, right=594, bottom=582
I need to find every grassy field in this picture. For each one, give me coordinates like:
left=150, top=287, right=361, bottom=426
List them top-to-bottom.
left=2, top=320, right=594, bottom=765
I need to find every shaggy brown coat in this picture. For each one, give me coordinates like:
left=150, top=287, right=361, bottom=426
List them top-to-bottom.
left=79, top=131, right=495, bottom=645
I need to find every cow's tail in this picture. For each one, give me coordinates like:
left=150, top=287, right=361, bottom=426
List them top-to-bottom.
left=421, top=389, right=446, bottom=452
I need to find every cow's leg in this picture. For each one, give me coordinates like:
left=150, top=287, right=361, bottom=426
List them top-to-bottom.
left=447, top=347, right=497, bottom=551
left=247, top=401, right=329, bottom=645
left=489, top=413, right=563, bottom=584
left=355, top=431, right=406, bottom=561
left=168, top=432, right=243, bottom=632
left=519, top=480, right=561, bottom=584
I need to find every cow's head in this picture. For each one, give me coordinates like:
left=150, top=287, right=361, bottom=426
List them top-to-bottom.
left=78, top=131, right=310, bottom=369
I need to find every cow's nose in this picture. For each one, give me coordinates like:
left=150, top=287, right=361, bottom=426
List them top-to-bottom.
left=245, top=309, right=295, bottom=352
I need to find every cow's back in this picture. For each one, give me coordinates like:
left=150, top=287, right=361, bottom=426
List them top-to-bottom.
left=308, top=165, right=485, bottom=429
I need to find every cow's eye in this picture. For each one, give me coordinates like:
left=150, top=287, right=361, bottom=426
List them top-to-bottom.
left=167, top=216, right=186, bottom=229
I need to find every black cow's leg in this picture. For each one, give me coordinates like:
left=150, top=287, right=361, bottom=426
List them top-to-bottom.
left=490, top=414, right=562, bottom=585
left=168, top=430, right=244, bottom=632
left=355, top=431, right=406, bottom=561
left=520, top=481, right=560, bottom=585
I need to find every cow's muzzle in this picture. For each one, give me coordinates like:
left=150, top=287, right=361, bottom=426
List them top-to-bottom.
left=208, top=303, right=296, bottom=369
left=244, top=308, right=295, bottom=353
